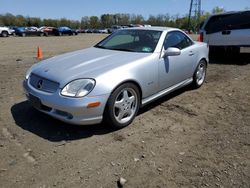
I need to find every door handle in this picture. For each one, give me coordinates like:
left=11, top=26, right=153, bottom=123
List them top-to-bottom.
left=189, top=51, right=195, bottom=56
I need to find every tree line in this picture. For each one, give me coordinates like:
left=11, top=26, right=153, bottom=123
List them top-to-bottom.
left=0, top=7, right=226, bottom=30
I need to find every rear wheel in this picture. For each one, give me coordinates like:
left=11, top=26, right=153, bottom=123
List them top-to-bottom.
left=1, top=31, right=8, bottom=37
left=192, top=60, right=207, bottom=88
left=104, top=83, right=140, bottom=129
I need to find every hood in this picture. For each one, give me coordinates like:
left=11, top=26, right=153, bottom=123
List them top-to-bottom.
left=0, top=26, right=9, bottom=30
left=31, top=47, right=150, bottom=87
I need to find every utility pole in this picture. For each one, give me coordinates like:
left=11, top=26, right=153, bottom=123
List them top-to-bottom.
left=188, top=0, right=201, bottom=32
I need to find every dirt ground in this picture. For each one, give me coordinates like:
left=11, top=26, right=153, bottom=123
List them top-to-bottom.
left=0, top=34, right=249, bottom=188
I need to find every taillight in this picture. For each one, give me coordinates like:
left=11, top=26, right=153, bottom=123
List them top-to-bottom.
left=197, top=32, right=204, bottom=42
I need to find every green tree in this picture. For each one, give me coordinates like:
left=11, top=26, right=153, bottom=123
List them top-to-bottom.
left=212, top=6, right=225, bottom=14
left=1, top=13, right=15, bottom=26
left=116, top=13, right=130, bottom=25
left=100, top=14, right=113, bottom=28
left=130, top=14, right=144, bottom=24
left=15, top=15, right=26, bottom=26
left=81, top=16, right=90, bottom=28
left=89, top=16, right=99, bottom=28
left=26, top=17, right=42, bottom=27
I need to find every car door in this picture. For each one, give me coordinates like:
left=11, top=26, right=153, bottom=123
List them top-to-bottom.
left=26, top=28, right=35, bottom=36
left=158, top=31, right=195, bottom=91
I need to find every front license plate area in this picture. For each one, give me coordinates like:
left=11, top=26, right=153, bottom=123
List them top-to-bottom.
left=29, top=94, right=41, bottom=109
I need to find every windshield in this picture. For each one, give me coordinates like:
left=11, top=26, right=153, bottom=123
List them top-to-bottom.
left=95, top=29, right=162, bottom=53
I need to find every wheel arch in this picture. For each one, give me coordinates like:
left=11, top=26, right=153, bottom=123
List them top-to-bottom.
left=192, top=57, right=207, bottom=88
left=194, top=57, right=208, bottom=76
left=199, top=57, right=208, bottom=66
left=103, top=79, right=142, bottom=128
left=108, top=80, right=143, bottom=106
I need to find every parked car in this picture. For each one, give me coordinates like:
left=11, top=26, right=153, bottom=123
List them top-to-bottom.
left=199, top=10, right=250, bottom=55
left=108, top=25, right=122, bottom=33
left=0, top=26, right=14, bottom=37
left=38, top=26, right=56, bottom=36
left=54, top=26, right=78, bottom=36
left=7, top=27, right=17, bottom=36
left=14, top=27, right=44, bottom=37
left=23, top=27, right=209, bottom=128
left=98, top=28, right=108, bottom=33
left=76, top=29, right=86, bottom=33
left=85, top=29, right=94, bottom=33
left=93, top=29, right=100, bottom=33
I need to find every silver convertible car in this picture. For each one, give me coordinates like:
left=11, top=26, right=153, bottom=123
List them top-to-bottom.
left=23, top=27, right=209, bottom=128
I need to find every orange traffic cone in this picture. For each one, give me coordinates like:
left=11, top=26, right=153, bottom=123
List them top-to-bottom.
left=37, top=46, right=43, bottom=60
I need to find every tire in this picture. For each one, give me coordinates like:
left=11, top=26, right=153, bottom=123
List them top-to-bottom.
left=1, top=31, right=8, bottom=37
left=58, top=32, right=62, bottom=36
left=22, top=33, right=26, bottom=37
left=192, top=60, right=207, bottom=88
left=104, top=83, right=140, bottom=129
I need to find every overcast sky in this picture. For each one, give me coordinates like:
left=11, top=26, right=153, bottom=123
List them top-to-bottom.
left=0, top=0, right=249, bottom=19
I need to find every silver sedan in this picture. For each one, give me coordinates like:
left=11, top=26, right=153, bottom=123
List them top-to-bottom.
left=23, top=27, right=209, bottom=128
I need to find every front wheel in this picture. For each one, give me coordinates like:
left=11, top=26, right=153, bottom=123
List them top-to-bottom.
left=192, top=60, right=207, bottom=88
left=104, top=83, right=140, bottom=129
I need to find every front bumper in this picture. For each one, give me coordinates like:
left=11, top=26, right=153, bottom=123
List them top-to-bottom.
left=23, top=80, right=109, bottom=125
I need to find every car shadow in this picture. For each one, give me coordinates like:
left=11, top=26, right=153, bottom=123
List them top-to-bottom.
left=209, top=53, right=250, bottom=65
left=12, top=85, right=193, bottom=142
left=139, top=85, right=192, bottom=115
left=11, top=101, right=117, bottom=142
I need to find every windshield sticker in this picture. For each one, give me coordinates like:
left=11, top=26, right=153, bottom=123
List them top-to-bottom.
left=142, top=47, right=152, bottom=52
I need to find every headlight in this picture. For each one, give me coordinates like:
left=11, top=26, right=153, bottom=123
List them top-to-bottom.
left=25, top=67, right=33, bottom=80
left=61, top=79, right=95, bottom=97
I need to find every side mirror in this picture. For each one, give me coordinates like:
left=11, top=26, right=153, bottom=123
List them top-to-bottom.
left=162, top=47, right=181, bottom=58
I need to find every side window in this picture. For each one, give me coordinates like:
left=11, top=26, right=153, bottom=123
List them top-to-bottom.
left=164, top=31, right=193, bottom=50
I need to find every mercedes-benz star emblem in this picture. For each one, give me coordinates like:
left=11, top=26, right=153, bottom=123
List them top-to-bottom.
left=37, top=80, right=43, bottom=89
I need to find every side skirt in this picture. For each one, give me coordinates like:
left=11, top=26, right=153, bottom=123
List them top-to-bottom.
left=141, top=78, right=193, bottom=107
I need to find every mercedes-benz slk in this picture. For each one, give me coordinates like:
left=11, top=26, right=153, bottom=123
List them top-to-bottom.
left=23, top=27, right=209, bottom=128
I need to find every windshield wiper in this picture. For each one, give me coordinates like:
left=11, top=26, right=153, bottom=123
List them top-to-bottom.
left=95, top=46, right=135, bottom=52
left=111, top=48, right=135, bottom=52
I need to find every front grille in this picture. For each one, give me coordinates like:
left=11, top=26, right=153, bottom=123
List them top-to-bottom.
left=29, top=73, right=59, bottom=93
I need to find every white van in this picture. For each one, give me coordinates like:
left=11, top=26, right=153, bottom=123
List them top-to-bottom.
left=199, top=11, right=250, bottom=54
